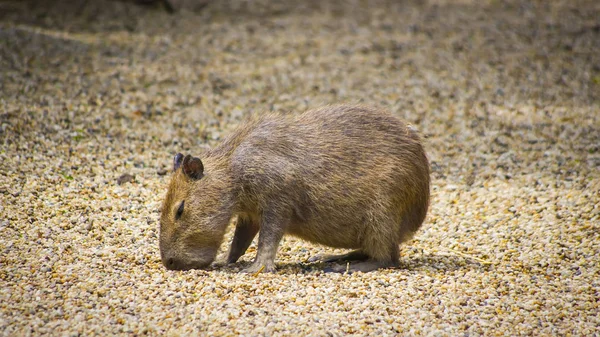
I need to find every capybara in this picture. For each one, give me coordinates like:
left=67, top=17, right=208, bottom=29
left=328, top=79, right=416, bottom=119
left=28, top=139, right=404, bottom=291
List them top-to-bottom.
left=160, top=105, right=430, bottom=273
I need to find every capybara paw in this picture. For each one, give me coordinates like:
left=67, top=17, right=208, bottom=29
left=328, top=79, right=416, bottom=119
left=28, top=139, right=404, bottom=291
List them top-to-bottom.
left=242, top=262, right=276, bottom=274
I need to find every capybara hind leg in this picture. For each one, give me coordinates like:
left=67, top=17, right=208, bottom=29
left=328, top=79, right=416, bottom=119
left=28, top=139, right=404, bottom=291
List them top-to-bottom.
left=327, top=233, right=401, bottom=273
left=325, top=243, right=400, bottom=273
left=307, top=250, right=369, bottom=263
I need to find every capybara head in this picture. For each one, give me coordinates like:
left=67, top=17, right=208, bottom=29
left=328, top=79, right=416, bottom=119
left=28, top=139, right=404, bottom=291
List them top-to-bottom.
left=159, top=153, right=232, bottom=270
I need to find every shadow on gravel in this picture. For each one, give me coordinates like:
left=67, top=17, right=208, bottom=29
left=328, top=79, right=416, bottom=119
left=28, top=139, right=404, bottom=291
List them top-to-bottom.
left=216, top=253, right=484, bottom=275
left=402, top=253, right=491, bottom=272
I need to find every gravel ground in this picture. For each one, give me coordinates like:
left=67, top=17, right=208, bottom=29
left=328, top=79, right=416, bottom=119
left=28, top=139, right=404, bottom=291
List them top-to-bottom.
left=1, top=0, right=599, bottom=335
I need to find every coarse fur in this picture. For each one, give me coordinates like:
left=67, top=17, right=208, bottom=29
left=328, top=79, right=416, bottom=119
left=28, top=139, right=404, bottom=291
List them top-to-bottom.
left=159, top=104, right=430, bottom=273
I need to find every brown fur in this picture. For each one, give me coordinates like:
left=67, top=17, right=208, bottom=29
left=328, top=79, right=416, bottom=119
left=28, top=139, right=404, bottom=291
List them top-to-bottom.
left=159, top=104, right=430, bottom=273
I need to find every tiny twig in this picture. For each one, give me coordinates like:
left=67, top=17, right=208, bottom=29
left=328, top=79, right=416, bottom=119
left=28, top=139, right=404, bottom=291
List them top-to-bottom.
left=442, top=247, right=493, bottom=265
left=252, top=265, right=265, bottom=276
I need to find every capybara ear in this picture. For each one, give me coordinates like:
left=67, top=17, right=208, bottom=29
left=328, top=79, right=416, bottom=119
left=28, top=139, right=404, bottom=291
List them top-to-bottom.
left=173, top=153, right=184, bottom=171
left=182, top=155, right=204, bottom=180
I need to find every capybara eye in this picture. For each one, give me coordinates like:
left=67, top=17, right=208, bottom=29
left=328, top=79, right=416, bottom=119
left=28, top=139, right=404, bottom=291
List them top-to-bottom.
left=175, top=201, right=185, bottom=219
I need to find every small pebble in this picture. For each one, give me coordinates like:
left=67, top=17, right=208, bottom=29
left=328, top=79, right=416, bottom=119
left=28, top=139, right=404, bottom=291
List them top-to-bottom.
left=117, top=174, right=135, bottom=185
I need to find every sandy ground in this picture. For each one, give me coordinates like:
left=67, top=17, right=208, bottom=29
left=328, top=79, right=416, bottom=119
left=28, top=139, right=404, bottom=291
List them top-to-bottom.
left=1, top=0, right=599, bottom=335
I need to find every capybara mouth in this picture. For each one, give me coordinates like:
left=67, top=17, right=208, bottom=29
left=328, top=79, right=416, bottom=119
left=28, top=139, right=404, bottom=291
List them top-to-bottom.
left=163, top=258, right=211, bottom=271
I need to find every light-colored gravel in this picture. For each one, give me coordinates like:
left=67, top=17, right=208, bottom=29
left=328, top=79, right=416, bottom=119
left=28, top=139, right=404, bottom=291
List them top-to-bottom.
left=1, top=0, right=599, bottom=335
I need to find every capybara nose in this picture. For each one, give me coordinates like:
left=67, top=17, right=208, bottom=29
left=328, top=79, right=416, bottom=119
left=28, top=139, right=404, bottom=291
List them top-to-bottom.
left=163, top=256, right=183, bottom=270
left=163, top=256, right=209, bottom=271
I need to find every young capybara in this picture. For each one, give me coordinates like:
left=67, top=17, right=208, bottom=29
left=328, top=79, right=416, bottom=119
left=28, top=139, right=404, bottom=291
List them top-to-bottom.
left=159, top=105, right=430, bottom=273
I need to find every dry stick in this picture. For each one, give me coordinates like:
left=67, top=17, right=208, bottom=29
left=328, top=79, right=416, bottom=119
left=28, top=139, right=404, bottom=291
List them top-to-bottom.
left=11, top=24, right=98, bottom=44
left=412, top=238, right=494, bottom=265
left=441, top=247, right=494, bottom=265
left=252, top=265, right=266, bottom=276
